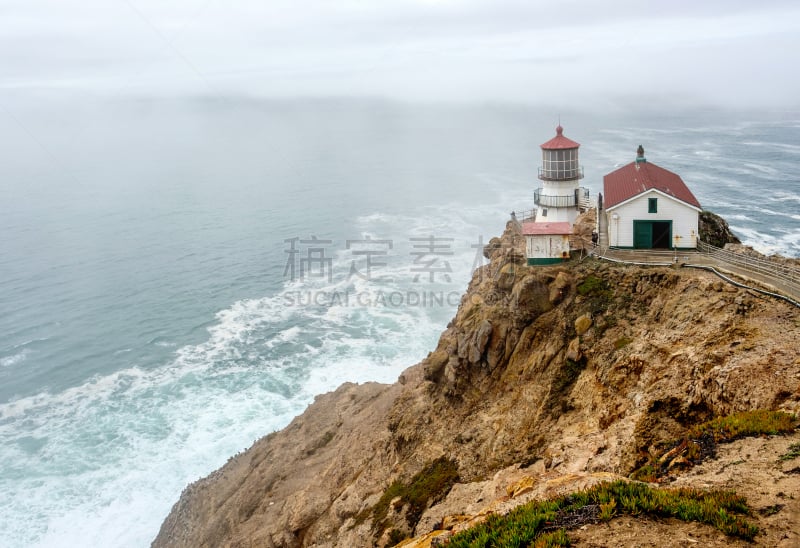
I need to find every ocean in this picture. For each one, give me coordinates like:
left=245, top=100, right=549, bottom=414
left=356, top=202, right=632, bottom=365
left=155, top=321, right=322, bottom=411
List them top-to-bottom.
left=1, top=97, right=798, bottom=547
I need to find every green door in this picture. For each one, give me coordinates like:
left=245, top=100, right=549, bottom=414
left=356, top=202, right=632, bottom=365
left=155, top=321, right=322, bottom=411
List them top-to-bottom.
left=633, top=220, right=673, bottom=249
left=633, top=221, right=652, bottom=249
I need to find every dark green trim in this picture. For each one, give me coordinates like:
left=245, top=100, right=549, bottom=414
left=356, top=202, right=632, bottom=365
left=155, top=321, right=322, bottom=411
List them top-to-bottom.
left=527, top=257, right=565, bottom=265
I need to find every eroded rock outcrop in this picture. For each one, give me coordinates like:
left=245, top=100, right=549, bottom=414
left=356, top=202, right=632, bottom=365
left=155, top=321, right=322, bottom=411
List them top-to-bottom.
left=699, top=209, right=741, bottom=247
left=153, top=219, right=800, bottom=548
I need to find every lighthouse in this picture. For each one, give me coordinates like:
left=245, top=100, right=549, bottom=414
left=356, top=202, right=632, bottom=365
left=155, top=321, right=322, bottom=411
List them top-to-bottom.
left=522, top=125, right=590, bottom=265
left=534, top=125, right=588, bottom=224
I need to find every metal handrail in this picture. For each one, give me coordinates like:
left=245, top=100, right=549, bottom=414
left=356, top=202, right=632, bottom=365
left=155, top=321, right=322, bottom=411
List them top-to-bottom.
left=534, top=190, right=577, bottom=208
left=511, top=208, right=537, bottom=222
left=696, top=241, right=800, bottom=284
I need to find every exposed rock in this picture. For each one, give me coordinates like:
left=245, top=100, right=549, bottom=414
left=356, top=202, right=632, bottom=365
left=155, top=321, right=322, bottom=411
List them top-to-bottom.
left=571, top=208, right=597, bottom=252
left=699, top=209, right=741, bottom=247
left=153, top=218, right=800, bottom=548
left=549, top=271, right=572, bottom=304
left=574, top=313, right=593, bottom=335
left=566, top=337, right=582, bottom=362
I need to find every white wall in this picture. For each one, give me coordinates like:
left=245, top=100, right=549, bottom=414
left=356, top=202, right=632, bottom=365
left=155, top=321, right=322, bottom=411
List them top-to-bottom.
left=536, top=180, right=581, bottom=224
left=607, top=190, right=699, bottom=248
left=526, top=234, right=571, bottom=259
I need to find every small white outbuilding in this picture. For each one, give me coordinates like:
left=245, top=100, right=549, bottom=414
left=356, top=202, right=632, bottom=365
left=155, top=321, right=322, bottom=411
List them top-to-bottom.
left=522, top=221, right=572, bottom=265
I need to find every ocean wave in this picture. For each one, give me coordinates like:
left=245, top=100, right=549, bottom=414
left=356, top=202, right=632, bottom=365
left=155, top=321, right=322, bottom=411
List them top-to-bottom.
left=0, top=198, right=505, bottom=548
left=723, top=214, right=755, bottom=222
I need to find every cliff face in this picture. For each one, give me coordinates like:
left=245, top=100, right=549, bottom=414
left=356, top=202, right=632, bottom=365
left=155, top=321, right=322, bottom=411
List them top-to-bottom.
left=153, top=220, right=800, bottom=548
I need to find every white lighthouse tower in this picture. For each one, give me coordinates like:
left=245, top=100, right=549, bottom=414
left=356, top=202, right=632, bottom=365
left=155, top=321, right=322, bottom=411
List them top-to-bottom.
left=522, top=125, right=590, bottom=265
left=534, top=125, right=587, bottom=224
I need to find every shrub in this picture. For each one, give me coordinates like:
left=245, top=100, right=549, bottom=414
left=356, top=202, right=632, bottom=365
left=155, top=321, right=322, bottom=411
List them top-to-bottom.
left=632, top=410, right=797, bottom=482
left=687, top=410, right=796, bottom=442
left=779, top=442, right=800, bottom=462
left=357, top=457, right=459, bottom=533
left=446, top=480, right=758, bottom=547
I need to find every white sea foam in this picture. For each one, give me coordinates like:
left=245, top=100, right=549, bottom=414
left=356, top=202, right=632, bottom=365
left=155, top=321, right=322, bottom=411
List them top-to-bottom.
left=771, top=191, right=800, bottom=205
left=0, top=197, right=506, bottom=548
left=724, top=214, right=755, bottom=222
left=0, top=350, right=30, bottom=368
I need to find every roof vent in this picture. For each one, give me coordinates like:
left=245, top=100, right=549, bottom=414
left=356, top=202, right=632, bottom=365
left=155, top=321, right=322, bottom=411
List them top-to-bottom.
left=636, top=145, right=646, bottom=164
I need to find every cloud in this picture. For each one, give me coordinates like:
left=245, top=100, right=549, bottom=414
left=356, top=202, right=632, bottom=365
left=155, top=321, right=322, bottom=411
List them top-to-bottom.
left=1, top=0, right=799, bottom=107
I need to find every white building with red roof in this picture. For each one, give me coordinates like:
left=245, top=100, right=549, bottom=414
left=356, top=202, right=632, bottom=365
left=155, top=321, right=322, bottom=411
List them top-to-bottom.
left=603, top=146, right=701, bottom=250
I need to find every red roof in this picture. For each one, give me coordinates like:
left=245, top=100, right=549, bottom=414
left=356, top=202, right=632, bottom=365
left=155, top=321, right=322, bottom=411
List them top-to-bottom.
left=540, top=125, right=580, bottom=150
left=603, top=161, right=701, bottom=209
left=522, top=221, right=573, bottom=236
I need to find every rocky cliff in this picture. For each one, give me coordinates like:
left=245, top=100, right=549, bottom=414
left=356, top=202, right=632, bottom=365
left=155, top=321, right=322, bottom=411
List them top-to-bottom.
left=699, top=209, right=741, bottom=248
left=153, top=218, right=800, bottom=548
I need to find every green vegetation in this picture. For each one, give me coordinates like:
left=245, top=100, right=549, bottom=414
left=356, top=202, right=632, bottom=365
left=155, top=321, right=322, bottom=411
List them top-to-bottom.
left=576, top=275, right=612, bottom=314
left=576, top=275, right=607, bottom=296
left=632, top=410, right=797, bottom=482
left=687, top=410, right=796, bottom=441
left=779, top=442, right=800, bottom=462
left=356, top=457, right=459, bottom=536
left=629, top=464, right=658, bottom=483
left=446, top=480, right=758, bottom=547
left=386, top=528, right=406, bottom=546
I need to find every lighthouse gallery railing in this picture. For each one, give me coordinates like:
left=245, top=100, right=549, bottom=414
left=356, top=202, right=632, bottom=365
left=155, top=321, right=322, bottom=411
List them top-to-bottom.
left=534, top=188, right=590, bottom=209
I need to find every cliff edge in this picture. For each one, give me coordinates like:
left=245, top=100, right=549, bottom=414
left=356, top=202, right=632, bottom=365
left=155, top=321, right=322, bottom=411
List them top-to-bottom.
left=153, top=218, right=800, bottom=548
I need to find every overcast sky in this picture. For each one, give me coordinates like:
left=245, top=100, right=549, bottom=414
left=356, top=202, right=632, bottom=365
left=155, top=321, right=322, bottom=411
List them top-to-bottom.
left=2, top=0, right=800, bottom=107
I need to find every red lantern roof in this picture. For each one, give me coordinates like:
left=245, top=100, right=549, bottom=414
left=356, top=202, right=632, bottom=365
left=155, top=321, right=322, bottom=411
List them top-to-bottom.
left=540, top=125, right=580, bottom=150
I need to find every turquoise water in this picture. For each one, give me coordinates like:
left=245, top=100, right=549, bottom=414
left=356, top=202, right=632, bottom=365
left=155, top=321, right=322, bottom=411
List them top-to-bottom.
left=0, top=98, right=798, bottom=547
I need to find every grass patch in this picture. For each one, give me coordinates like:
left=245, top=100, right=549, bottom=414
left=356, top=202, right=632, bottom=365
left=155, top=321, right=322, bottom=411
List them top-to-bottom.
left=577, top=275, right=613, bottom=314
left=577, top=275, right=606, bottom=296
left=632, top=410, right=797, bottom=482
left=687, top=410, right=796, bottom=441
left=779, top=442, right=800, bottom=462
left=355, top=457, right=459, bottom=534
left=629, top=464, right=658, bottom=483
left=446, top=480, right=758, bottom=547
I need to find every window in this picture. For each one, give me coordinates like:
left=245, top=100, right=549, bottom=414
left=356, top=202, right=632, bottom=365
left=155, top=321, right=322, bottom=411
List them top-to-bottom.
left=542, top=149, right=579, bottom=179
left=648, top=198, right=658, bottom=213
left=541, top=208, right=548, bottom=217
